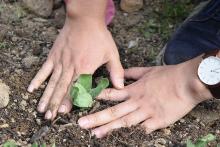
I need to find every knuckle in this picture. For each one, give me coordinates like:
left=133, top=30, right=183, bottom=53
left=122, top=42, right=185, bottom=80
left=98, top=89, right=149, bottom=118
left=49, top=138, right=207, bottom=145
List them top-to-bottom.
left=49, top=77, right=57, bottom=86
left=105, top=88, right=113, bottom=99
left=48, top=102, right=59, bottom=111
left=108, top=107, right=118, bottom=118
left=86, top=115, right=97, bottom=126
left=120, top=117, right=130, bottom=127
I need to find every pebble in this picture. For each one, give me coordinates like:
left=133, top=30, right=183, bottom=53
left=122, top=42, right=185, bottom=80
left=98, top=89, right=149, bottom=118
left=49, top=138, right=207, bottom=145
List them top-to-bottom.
left=23, top=0, right=54, bottom=17
left=120, top=0, right=144, bottom=13
left=53, top=6, right=66, bottom=28
left=11, top=36, right=19, bottom=42
left=128, top=39, right=139, bottom=49
left=22, top=56, right=39, bottom=69
left=0, top=79, right=10, bottom=108
left=22, top=93, right=29, bottom=100
left=20, top=100, right=27, bottom=110
left=36, top=119, right=41, bottom=125
left=179, top=119, right=185, bottom=123
left=0, top=123, right=9, bottom=128
left=30, top=126, right=50, bottom=143
left=163, top=128, right=171, bottom=135
left=154, top=138, right=167, bottom=147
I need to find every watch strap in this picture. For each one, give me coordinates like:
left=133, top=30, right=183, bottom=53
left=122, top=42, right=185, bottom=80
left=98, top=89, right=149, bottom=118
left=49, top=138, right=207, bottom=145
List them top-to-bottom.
left=203, top=49, right=220, bottom=99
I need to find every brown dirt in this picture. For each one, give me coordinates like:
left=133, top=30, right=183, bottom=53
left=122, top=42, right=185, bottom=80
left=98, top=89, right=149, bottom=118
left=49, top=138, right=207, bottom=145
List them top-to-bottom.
left=0, top=0, right=220, bottom=146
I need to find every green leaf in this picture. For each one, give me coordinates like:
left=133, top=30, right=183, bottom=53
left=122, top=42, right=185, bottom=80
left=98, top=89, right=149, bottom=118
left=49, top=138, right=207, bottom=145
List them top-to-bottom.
left=77, top=74, right=92, bottom=92
left=70, top=75, right=109, bottom=108
left=90, top=78, right=109, bottom=98
left=70, top=86, right=79, bottom=100
left=74, top=92, right=93, bottom=108
left=186, top=134, right=216, bottom=147
left=194, top=134, right=216, bottom=147
left=198, top=134, right=216, bottom=142
left=3, top=140, right=17, bottom=147
left=186, top=140, right=195, bottom=147
left=31, top=142, right=38, bottom=147
left=41, top=143, right=46, bottom=147
left=51, top=143, right=56, bottom=147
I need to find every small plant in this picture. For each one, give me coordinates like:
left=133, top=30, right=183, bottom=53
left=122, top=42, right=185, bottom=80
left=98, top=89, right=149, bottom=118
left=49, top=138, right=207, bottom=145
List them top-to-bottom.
left=70, top=74, right=109, bottom=108
left=187, top=134, right=216, bottom=147
left=2, top=140, right=55, bottom=147
left=3, top=140, right=16, bottom=147
left=32, top=142, right=56, bottom=147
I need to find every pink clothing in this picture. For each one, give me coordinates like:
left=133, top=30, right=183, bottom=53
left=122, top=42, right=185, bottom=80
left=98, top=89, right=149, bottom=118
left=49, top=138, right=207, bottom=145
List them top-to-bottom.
left=106, top=0, right=115, bottom=25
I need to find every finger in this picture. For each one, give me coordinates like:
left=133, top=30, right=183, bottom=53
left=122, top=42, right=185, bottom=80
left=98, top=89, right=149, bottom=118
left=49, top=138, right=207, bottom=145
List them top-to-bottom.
left=106, top=57, right=124, bottom=89
left=28, top=60, right=53, bottom=92
left=37, top=65, right=62, bottom=113
left=45, top=67, right=74, bottom=120
left=124, top=67, right=151, bottom=80
left=58, top=80, right=73, bottom=114
left=97, top=88, right=129, bottom=101
left=58, top=96, right=73, bottom=114
left=78, top=99, right=138, bottom=129
left=92, top=108, right=151, bottom=138
left=141, top=118, right=164, bottom=134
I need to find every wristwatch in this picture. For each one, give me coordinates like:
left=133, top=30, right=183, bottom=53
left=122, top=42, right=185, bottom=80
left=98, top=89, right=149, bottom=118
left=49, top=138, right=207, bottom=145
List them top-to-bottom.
left=198, top=50, right=220, bottom=99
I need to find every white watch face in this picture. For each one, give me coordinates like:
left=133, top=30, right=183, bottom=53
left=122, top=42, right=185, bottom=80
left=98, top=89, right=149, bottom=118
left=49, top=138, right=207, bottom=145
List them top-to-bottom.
left=198, top=56, right=220, bottom=85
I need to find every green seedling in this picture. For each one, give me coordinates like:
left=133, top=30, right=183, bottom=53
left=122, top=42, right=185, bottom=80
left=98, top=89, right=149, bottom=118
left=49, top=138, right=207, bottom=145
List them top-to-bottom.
left=70, top=74, right=109, bottom=108
left=187, top=134, right=216, bottom=147
left=3, top=140, right=16, bottom=147
left=3, top=140, right=55, bottom=147
left=32, top=142, right=56, bottom=147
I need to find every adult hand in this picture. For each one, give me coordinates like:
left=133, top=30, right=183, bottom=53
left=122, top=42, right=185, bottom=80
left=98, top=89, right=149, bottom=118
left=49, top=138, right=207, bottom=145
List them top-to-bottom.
left=28, top=18, right=124, bottom=120
left=78, top=56, right=213, bottom=138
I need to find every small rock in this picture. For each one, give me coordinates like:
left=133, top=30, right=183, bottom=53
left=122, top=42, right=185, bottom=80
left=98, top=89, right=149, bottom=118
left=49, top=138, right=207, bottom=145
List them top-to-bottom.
left=22, top=0, right=54, bottom=17
left=54, top=0, right=63, bottom=9
left=120, top=0, right=143, bottom=13
left=53, top=6, right=66, bottom=28
left=11, top=36, right=19, bottom=42
left=128, top=39, right=139, bottom=49
left=22, top=56, right=39, bottom=69
left=0, top=80, right=10, bottom=108
left=21, top=93, right=29, bottom=100
left=20, top=100, right=27, bottom=110
left=11, top=118, right=15, bottom=123
left=36, top=119, right=41, bottom=125
left=179, top=119, right=185, bottom=123
left=0, top=123, right=9, bottom=128
left=30, top=126, right=50, bottom=143
left=163, top=128, right=171, bottom=135
left=154, top=138, right=167, bottom=147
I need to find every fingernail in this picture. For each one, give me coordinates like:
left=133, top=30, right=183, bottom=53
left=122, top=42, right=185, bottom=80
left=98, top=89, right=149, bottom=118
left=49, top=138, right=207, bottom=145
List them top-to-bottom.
left=116, top=78, right=124, bottom=89
left=27, top=84, right=34, bottom=93
left=37, top=102, right=46, bottom=113
left=58, top=105, right=66, bottom=113
left=45, top=110, right=52, bottom=120
left=78, top=118, right=90, bottom=129
left=92, top=129, right=102, bottom=138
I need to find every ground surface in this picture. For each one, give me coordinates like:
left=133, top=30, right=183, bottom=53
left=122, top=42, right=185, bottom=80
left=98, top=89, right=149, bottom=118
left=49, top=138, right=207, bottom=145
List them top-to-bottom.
left=0, top=0, right=220, bottom=146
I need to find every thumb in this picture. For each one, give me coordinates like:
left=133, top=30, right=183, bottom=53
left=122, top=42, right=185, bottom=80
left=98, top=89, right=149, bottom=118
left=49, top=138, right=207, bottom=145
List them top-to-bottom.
left=106, top=57, right=124, bottom=89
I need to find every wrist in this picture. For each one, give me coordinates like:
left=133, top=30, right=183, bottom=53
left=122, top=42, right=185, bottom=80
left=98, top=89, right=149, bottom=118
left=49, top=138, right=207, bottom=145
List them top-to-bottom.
left=65, top=0, right=107, bottom=24
left=64, top=16, right=107, bottom=31
left=183, top=55, right=213, bottom=103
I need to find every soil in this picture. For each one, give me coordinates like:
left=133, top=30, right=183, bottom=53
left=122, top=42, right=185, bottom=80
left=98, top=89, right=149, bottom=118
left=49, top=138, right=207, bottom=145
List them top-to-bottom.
left=0, top=0, right=220, bottom=147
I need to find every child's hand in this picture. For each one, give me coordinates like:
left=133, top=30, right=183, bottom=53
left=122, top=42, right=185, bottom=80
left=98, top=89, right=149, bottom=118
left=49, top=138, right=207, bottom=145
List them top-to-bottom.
left=28, top=18, right=124, bottom=120
left=78, top=56, right=212, bottom=138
